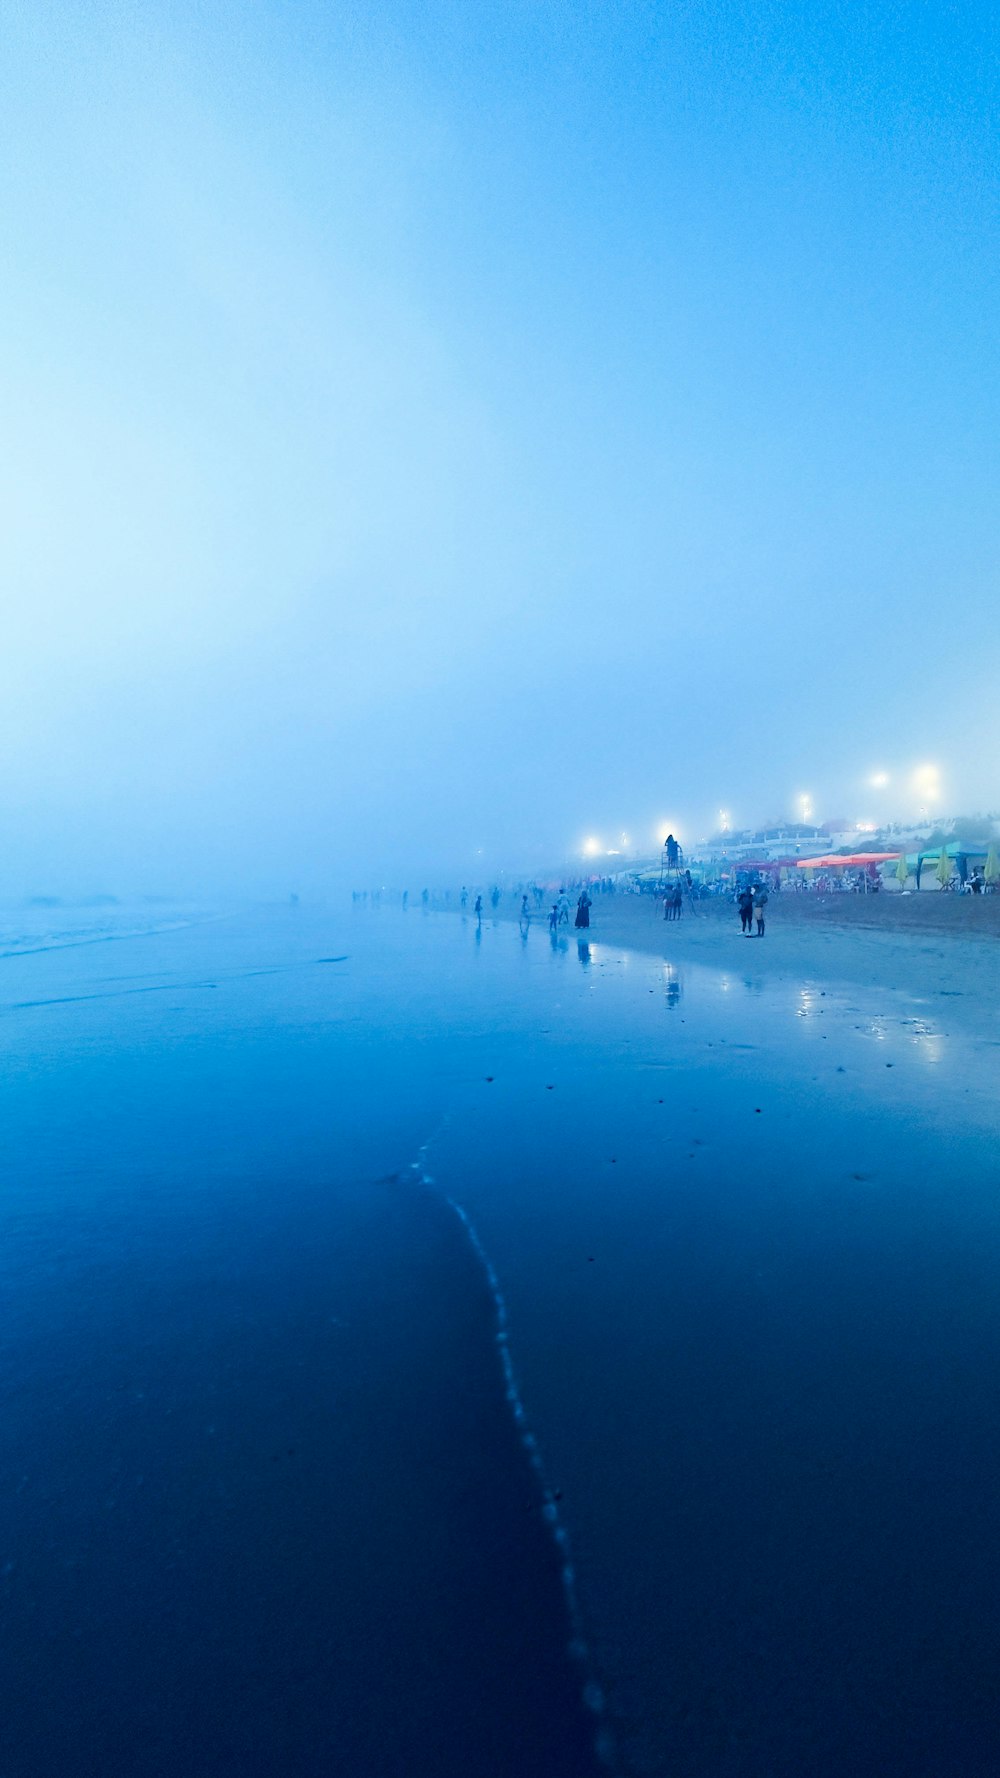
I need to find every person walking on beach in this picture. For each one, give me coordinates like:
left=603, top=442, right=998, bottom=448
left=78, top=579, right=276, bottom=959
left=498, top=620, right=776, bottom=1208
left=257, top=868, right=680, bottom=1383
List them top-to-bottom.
left=672, top=885, right=683, bottom=921
left=460, top=886, right=468, bottom=910
left=491, top=886, right=501, bottom=909
left=737, top=887, right=754, bottom=933
left=754, top=887, right=768, bottom=936
left=575, top=890, right=592, bottom=930
left=558, top=891, right=571, bottom=924
left=474, top=893, right=483, bottom=921
left=549, top=903, right=559, bottom=933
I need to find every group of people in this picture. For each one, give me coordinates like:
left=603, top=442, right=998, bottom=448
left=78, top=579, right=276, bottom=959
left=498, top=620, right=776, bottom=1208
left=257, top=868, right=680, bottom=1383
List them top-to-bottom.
left=464, top=876, right=766, bottom=939
left=737, top=885, right=768, bottom=936
left=461, top=886, right=594, bottom=931
left=546, top=890, right=591, bottom=931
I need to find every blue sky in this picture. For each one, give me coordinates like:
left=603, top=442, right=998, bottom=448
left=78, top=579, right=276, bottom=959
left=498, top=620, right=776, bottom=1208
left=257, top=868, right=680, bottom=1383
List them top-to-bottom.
left=2, top=1, right=997, bottom=889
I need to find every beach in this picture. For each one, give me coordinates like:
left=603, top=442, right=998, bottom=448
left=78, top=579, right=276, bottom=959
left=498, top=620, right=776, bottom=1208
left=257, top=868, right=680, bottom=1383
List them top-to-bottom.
left=458, top=890, right=1000, bottom=1039
left=6, top=901, right=1000, bottom=1777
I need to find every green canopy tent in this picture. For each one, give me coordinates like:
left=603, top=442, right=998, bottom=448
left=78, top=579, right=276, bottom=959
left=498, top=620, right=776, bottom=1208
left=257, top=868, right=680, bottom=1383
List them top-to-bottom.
left=896, top=842, right=989, bottom=890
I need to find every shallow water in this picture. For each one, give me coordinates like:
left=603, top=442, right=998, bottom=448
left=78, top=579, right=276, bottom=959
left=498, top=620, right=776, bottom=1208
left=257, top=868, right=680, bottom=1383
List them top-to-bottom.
left=2, top=905, right=999, bottom=1775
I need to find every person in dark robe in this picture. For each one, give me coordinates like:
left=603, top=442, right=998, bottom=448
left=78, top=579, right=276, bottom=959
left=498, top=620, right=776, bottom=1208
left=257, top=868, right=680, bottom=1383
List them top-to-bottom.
left=575, top=891, right=592, bottom=929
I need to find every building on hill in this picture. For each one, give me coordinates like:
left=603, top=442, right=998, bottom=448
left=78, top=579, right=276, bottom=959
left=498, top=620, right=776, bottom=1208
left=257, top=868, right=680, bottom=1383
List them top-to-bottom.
left=701, top=824, right=830, bottom=865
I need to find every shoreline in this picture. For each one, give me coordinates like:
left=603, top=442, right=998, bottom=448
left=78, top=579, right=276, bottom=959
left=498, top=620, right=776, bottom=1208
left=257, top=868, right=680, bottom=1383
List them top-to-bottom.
left=437, top=892, right=1000, bottom=1042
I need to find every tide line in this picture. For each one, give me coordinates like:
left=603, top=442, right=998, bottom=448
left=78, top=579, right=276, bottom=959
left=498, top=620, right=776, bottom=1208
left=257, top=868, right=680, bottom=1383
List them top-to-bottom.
left=410, top=1142, right=619, bottom=1775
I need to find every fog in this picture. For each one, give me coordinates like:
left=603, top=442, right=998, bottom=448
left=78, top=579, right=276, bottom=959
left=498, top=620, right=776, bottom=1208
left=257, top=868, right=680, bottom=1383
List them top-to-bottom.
left=3, top=1, right=997, bottom=897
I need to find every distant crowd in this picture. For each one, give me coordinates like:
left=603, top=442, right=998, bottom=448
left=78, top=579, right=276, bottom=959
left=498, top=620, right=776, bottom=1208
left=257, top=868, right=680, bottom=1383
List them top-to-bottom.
left=349, top=854, right=997, bottom=932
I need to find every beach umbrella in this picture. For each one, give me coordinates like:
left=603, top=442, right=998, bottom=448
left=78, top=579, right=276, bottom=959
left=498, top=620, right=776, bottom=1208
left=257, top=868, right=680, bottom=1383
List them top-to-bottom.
left=985, top=846, right=1000, bottom=885
left=935, top=848, right=952, bottom=887
left=894, top=852, right=909, bottom=886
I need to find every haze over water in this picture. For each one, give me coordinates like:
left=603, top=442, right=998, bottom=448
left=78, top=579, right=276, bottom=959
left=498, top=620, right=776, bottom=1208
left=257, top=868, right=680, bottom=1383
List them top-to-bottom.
left=4, top=1, right=1000, bottom=893
left=4, top=901, right=1000, bottom=1775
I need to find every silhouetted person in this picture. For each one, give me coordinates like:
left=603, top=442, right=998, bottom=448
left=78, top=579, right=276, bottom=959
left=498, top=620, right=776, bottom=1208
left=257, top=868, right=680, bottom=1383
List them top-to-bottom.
left=737, top=887, right=753, bottom=933
left=754, top=888, right=768, bottom=936
left=575, top=891, right=591, bottom=929
left=474, top=894, right=483, bottom=921
left=549, top=903, right=559, bottom=932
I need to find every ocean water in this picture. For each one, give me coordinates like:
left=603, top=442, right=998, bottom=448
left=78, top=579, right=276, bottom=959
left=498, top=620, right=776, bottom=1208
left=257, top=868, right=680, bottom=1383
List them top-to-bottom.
left=2, top=904, right=999, bottom=1776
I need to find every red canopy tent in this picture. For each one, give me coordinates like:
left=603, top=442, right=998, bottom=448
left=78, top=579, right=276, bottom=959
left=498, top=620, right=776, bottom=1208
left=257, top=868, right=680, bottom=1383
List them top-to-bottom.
left=796, top=853, right=901, bottom=869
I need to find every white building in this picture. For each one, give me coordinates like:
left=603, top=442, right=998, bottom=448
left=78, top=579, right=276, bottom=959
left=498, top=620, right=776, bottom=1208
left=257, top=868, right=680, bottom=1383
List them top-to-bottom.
left=699, top=825, right=831, bottom=864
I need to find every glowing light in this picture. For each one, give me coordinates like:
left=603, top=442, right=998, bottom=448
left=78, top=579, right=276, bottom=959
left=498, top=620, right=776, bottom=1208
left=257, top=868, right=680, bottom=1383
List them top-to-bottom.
left=913, top=764, right=941, bottom=798
left=869, top=771, right=889, bottom=788
left=797, top=793, right=814, bottom=822
left=718, top=809, right=731, bottom=832
left=856, top=821, right=876, bottom=833
left=583, top=836, right=602, bottom=856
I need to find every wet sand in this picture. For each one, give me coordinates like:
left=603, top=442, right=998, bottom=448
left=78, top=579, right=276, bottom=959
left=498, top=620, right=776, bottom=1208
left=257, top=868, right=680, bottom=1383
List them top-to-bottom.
left=462, top=893, right=1000, bottom=1040
left=10, top=903, right=1000, bottom=1777
left=423, top=907, right=1000, bottom=1775
left=0, top=912, right=608, bottom=1778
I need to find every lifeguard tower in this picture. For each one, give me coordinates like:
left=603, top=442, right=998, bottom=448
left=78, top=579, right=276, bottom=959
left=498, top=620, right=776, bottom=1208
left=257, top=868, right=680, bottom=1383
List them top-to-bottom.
left=659, top=833, right=684, bottom=885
